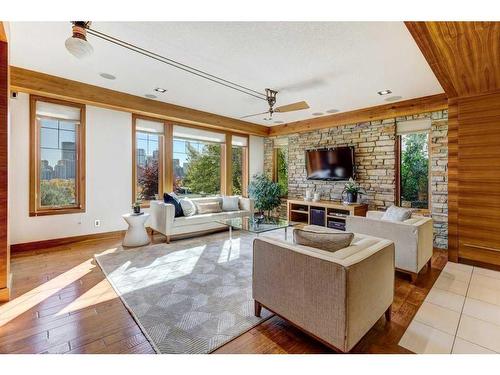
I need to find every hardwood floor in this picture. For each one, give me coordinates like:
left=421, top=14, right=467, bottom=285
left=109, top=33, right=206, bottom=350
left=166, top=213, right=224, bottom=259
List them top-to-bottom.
left=0, top=234, right=448, bottom=354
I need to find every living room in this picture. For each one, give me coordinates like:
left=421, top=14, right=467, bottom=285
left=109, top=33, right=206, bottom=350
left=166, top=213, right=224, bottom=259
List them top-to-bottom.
left=1, top=1, right=500, bottom=372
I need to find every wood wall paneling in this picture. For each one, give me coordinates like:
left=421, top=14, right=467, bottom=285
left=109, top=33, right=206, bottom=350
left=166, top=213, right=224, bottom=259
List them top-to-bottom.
left=0, top=35, right=9, bottom=301
left=10, top=66, right=269, bottom=137
left=457, top=92, right=500, bottom=265
left=269, top=94, right=448, bottom=136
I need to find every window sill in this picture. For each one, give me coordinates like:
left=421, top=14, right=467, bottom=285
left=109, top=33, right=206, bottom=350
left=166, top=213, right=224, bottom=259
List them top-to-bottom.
left=29, top=207, right=86, bottom=217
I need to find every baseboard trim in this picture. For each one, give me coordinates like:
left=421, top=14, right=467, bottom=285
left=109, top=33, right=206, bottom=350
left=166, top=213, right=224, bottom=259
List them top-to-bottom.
left=10, top=230, right=126, bottom=254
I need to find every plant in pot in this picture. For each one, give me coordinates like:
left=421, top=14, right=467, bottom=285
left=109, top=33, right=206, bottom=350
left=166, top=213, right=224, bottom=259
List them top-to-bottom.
left=248, top=173, right=282, bottom=220
left=342, top=178, right=365, bottom=204
left=132, top=201, right=142, bottom=214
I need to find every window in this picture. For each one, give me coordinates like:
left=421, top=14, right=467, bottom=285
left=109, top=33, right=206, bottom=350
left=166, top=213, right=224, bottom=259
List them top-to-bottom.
left=30, top=96, right=85, bottom=216
left=133, top=116, right=165, bottom=204
left=397, top=119, right=431, bottom=209
left=172, top=125, right=224, bottom=197
left=232, top=135, right=248, bottom=196
left=274, top=147, right=288, bottom=197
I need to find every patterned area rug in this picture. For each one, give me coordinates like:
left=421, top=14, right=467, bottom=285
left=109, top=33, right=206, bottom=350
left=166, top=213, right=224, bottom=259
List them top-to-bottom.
left=95, top=230, right=276, bottom=354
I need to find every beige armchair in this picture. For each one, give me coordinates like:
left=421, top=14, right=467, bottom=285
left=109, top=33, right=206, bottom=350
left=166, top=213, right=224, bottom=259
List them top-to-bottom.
left=346, top=211, right=433, bottom=282
left=253, top=231, right=395, bottom=352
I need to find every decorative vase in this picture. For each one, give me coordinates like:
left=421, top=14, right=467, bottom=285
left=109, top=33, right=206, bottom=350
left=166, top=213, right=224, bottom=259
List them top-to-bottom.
left=313, top=192, right=320, bottom=202
left=346, top=192, right=357, bottom=204
left=133, top=205, right=141, bottom=214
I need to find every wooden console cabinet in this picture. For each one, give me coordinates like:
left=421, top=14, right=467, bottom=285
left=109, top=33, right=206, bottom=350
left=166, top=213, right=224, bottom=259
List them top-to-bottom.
left=287, top=199, right=368, bottom=231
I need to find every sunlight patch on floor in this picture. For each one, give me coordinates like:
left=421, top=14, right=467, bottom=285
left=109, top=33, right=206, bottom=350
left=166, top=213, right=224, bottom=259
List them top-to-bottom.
left=218, top=238, right=241, bottom=263
left=0, top=258, right=95, bottom=327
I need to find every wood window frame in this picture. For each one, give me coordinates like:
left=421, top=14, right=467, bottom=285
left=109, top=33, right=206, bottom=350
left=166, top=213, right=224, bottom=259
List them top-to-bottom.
left=29, top=95, right=86, bottom=217
left=132, top=114, right=172, bottom=208
left=395, top=132, right=432, bottom=214
left=228, top=137, right=249, bottom=198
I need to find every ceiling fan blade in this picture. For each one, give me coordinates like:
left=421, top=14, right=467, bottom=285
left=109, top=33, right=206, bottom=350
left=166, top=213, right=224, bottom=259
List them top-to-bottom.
left=275, top=101, right=310, bottom=113
left=239, top=110, right=269, bottom=119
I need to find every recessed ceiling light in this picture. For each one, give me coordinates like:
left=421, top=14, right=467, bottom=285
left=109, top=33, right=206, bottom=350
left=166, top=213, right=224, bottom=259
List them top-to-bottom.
left=99, top=72, right=116, bottom=80
left=154, top=87, right=167, bottom=93
left=377, top=89, right=392, bottom=96
left=145, top=94, right=157, bottom=99
left=385, top=95, right=403, bottom=102
left=326, top=109, right=339, bottom=114
left=312, top=112, right=324, bottom=116
left=274, top=120, right=284, bottom=124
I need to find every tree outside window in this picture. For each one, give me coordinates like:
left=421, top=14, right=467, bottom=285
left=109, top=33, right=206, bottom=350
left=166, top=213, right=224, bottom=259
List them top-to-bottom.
left=400, top=132, right=429, bottom=209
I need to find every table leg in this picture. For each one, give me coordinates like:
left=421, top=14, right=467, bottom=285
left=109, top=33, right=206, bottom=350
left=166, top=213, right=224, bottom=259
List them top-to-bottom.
left=229, top=226, right=232, bottom=248
left=285, top=226, right=288, bottom=240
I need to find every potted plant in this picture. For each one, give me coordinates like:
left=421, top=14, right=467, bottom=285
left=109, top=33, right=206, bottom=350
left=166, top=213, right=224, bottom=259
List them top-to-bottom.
left=248, top=173, right=282, bottom=219
left=342, top=178, right=365, bottom=204
left=132, top=201, right=142, bottom=214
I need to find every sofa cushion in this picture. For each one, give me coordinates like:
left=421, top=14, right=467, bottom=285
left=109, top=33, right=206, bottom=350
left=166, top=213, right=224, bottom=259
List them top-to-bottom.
left=163, top=193, right=183, bottom=218
left=222, top=196, right=240, bottom=212
left=180, top=198, right=196, bottom=217
left=194, top=201, right=222, bottom=215
left=381, top=205, right=412, bottom=222
left=172, top=210, right=247, bottom=227
left=293, top=228, right=354, bottom=252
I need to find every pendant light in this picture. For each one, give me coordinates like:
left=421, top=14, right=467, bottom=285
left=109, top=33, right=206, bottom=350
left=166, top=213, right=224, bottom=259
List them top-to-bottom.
left=65, top=21, right=93, bottom=59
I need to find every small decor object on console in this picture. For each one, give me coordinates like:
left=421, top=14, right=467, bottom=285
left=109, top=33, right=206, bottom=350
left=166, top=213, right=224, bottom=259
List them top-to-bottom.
left=342, top=178, right=365, bottom=204
left=304, top=189, right=313, bottom=201
left=313, top=192, right=321, bottom=202
left=132, top=201, right=142, bottom=215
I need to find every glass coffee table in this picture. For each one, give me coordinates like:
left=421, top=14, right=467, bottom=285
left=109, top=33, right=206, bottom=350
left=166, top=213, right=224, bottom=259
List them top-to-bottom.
left=216, top=216, right=294, bottom=242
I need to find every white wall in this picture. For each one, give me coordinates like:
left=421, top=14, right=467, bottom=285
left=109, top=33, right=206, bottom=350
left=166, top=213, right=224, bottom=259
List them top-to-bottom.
left=9, top=93, right=265, bottom=244
left=9, top=93, right=132, bottom=244
left=249, top=135, right=264, bottom=180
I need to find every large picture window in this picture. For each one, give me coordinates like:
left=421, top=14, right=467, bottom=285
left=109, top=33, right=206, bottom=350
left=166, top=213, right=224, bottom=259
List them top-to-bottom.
left=30, top=96, right=85, bottom=216
left=132, top=116, right=165, bottom=204
left=397, top=119, right=430, bottom=210
left=172, top=125, right=224, bottom=197
left=231, top=135, right=248, bottom=196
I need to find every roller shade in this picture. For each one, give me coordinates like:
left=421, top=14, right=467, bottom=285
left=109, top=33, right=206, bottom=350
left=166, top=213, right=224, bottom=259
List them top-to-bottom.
left=36, top=101, right=81, bottom=121
left=135, top=118, right=165, bottom=134
left=396, top=119, right=431, bottom=135
left=173, top=125, right=225, bottom=143
left=232, top=135, right=248, bottom=147
left=274, top=137, right=288, bottom=147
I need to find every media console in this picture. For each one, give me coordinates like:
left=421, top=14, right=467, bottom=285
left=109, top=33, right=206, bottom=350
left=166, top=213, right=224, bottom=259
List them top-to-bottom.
left=287, top=199, right=368, bottom=231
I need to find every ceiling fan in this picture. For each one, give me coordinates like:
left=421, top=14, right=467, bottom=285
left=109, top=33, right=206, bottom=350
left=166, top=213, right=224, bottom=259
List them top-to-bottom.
left=240, top=89, right=310, bottom=120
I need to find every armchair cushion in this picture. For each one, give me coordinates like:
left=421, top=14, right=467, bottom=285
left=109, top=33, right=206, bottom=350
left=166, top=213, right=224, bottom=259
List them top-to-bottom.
left=163, top=193, right=184, bottom=217
left=381, top=205, right=412, bottom=222
left=293, top=228, right=354, bottom=252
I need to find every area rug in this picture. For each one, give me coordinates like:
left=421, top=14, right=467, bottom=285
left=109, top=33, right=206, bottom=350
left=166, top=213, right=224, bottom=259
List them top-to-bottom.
left=94, top=230, right=276, bottom=354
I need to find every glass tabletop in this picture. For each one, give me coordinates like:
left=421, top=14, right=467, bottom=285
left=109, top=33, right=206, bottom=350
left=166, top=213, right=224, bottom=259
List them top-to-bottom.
left=216, top=216, right=293, bottom=234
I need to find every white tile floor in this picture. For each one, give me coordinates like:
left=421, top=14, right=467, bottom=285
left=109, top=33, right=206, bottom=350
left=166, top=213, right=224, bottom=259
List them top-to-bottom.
left=399, top=262, right=500, bottom=354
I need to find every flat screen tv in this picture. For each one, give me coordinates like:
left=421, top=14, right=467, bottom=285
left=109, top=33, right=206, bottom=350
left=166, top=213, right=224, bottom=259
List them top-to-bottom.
left=305, top=146, right=355, bottom=181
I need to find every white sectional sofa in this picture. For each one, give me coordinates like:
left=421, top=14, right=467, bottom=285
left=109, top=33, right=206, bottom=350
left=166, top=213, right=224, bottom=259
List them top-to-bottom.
left=149, top=196, right=254, bottom=242
left=346, top=210, right=433, bottom=282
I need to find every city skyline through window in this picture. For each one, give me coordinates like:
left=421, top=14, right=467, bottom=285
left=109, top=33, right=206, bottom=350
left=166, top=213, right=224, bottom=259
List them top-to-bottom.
left=136, top=131, right=160, bottom=201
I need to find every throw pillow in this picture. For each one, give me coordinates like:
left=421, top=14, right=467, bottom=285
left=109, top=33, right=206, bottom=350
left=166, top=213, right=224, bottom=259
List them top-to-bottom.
left=163, top=192, right=184, bottom=218
left=222, top=196, right=240, bottom=212
left=180, top=198, right=196, bottom=217
left=195, top=201, right=222, bottom=215
left=381, top=205, right=413, bottom=222
left=293, top=228, right=354, bottom=252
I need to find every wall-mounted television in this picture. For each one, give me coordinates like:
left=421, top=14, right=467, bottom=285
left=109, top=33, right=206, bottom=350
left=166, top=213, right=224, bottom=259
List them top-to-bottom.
left=305, top=146, right=355, bottom=181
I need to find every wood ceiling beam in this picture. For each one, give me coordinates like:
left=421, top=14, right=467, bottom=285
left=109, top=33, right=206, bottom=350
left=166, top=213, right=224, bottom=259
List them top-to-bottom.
left=405, top=22, right=500, bottom=98
left=9, top=66, right=269, bottom=137
left=269, top=93, right=448, bottom=136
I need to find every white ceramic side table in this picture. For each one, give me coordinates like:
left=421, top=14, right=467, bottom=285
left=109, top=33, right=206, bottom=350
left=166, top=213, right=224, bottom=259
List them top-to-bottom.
left=122, top=213, right=150, bottom=247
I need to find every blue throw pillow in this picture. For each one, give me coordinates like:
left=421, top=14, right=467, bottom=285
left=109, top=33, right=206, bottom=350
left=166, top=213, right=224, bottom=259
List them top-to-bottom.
left=163, top=193, right=184, bottom=218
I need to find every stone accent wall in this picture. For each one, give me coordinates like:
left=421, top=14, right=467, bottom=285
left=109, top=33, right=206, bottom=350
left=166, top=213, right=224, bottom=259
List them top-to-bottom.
left=265, top=110, right=448, bottom=249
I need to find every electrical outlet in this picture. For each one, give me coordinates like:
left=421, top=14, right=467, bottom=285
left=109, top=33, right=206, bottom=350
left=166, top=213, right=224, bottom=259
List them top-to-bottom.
left=94, top=219, right=101, bottom=228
